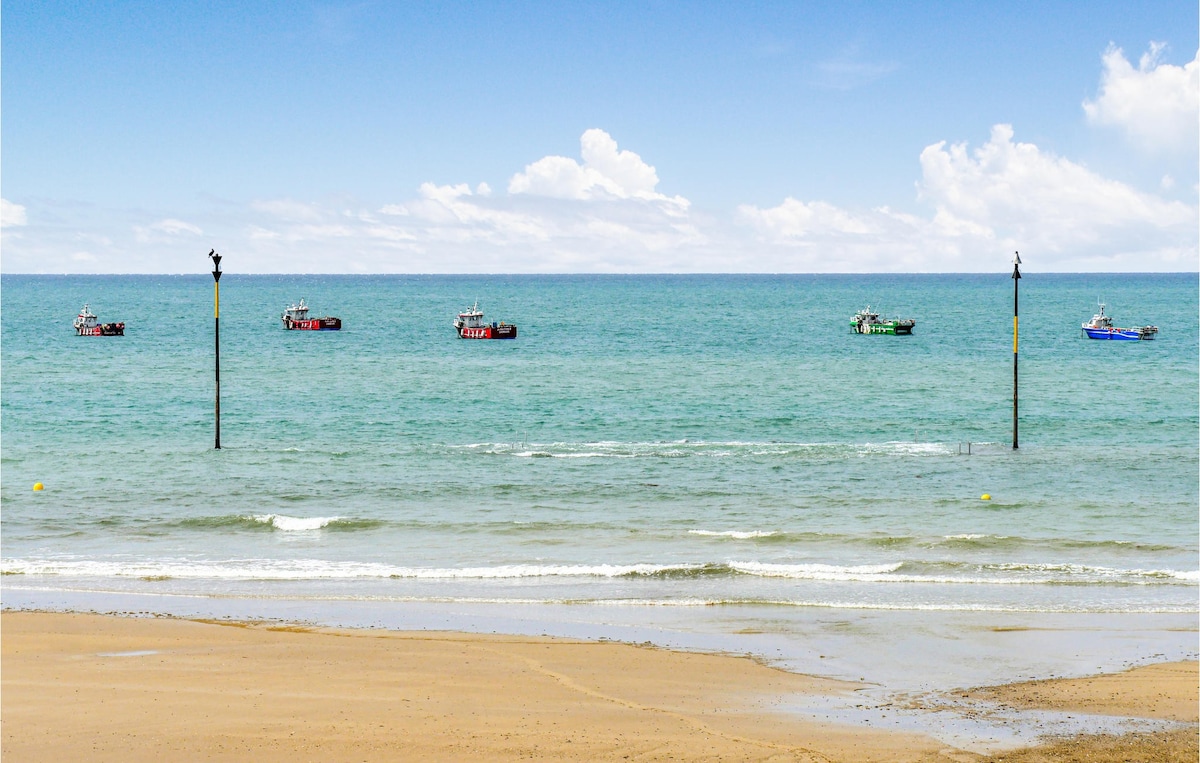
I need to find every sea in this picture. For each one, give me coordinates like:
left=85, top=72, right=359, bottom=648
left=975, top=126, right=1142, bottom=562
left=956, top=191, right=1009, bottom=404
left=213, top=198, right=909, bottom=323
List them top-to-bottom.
left=3, top=273, right=1197, bottom=747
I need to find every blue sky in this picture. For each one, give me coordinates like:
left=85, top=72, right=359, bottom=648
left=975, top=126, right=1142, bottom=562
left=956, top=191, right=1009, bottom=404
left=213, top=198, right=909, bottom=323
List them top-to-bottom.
left=2, top=1, right=1196, bottom=273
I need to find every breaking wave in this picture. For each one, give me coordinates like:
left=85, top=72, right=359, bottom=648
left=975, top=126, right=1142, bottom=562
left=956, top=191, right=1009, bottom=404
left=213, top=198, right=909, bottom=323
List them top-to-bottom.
left=3, top=558, right=1194, bottom=585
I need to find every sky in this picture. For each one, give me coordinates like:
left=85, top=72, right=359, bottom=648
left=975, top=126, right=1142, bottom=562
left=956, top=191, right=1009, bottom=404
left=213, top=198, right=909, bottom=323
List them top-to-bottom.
left=2, top=1, right=1197, bottom=273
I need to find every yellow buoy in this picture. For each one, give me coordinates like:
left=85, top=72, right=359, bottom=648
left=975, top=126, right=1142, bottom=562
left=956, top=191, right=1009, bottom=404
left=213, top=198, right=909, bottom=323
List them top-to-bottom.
left=33, top=482, right=44, bottom=491
left=980, top=493, right=991, bottom=501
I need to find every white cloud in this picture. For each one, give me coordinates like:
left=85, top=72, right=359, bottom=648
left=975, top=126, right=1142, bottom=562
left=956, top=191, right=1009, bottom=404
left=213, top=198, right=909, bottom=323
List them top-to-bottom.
left=1083, top=43, right=1200, bottom=153
left=739, top=124, right=1197, bottom=271
left=918, top=124, right=1193, bottom=249
left=2, top=127, right=1194, bottom=273
left=509, top=128, right=689, bottom=210
left=396, top=182, right=551, bottom=242
left=1, top=198, right=28, bottom=227
left=737, top=199, right=874, bottom=237
left=133, top=217, right=203, bottom=243
left=152, top=218, right=202, bottom=235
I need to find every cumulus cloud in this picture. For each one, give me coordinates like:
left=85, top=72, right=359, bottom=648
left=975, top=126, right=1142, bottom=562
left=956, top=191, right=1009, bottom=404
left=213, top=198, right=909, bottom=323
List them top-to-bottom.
left=1083, top=42, right=1200, bottom=152
left=740, top=124, right=1197, bottom=270
left=919, top=124, right=1193, bottom=248
left=3, top=127, right=1194, bottom=273
left=509, top=129, right=689, bottom=210
left=385, top=182, right=551, bottom=242
left=1, top=198, right=28, bottom=227
left=737, top=199, right=874, bottom=238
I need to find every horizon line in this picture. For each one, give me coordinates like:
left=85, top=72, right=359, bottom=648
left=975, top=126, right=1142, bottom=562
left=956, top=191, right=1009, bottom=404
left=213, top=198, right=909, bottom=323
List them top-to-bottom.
left=3, top=271, right=1197, bottom=277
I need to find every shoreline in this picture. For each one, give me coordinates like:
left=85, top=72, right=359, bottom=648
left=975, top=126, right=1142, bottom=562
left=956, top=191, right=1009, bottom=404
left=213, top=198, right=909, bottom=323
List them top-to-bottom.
left=5, top=586, right=1196, bottom=691
left=3, top=611, right=1196, bottom=762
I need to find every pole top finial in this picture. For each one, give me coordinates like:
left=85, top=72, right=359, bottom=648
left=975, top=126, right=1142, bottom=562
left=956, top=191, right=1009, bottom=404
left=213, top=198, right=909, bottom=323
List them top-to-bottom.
left=209, top=249, right=222, bottom=282
left=1012, top=251, right=1021, bottom=279
left=1013, top=251, right=1021, bottom=266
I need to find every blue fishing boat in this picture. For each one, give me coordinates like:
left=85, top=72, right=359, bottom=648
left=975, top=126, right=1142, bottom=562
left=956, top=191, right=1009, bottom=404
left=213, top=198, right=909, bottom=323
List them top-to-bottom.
left=1082, top=302, right=1157, bottom=340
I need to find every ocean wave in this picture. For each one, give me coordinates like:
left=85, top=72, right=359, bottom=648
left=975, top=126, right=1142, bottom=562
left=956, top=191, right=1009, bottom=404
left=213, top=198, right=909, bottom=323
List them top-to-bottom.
left=252, top=514, right=343, bottom=531
left=177, top=515, right=385, bottom=532
left=689, top=530, right=782, bottom=539
left=682, top=531, right=1186, bottom=558
left=930, top=535, right=1177, bottom=552
left=4, top=557, right=1195, bottom=585
left=0, top=559, right=710, bottom=581
left=727, top=560, right=1200, bottom=585
left=729, top=561, right=906, bottom=580
left=988, top=562, right=1200, bottom=582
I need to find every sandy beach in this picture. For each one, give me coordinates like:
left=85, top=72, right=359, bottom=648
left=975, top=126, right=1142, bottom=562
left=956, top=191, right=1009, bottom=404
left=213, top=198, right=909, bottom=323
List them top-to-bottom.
left=2, top=612, right=1195, bottom=762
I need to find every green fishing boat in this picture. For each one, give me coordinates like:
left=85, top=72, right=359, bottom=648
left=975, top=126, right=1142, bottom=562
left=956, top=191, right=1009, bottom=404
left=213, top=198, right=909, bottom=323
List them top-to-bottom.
left=851, top=307, right=915, bottom=335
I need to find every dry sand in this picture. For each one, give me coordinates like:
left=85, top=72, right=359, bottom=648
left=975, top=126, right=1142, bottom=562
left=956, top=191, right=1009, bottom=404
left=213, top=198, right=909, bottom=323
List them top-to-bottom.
left=2, top=612, right=1196, bottom=762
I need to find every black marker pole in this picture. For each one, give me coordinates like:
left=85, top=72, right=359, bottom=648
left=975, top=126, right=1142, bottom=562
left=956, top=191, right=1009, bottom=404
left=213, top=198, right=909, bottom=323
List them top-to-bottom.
left=209, top=249, right=223, bottom=449
left=1012, top=251, right=1021, bottom=450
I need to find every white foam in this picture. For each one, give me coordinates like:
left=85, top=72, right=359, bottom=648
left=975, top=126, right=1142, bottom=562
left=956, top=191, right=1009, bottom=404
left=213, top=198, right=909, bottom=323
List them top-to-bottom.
left=252, top=514, right=342, bottom=531
left=689, top=530, right=780, bottom=539
left=5, top=556, right=1193, bottom=587
left=0, top=559, right=702, bottom=581
left=729, top=561, right=905, bottom=579
left=992, top=562, right=1200, bottom=582
left=397, top=563, right=699, bottom=579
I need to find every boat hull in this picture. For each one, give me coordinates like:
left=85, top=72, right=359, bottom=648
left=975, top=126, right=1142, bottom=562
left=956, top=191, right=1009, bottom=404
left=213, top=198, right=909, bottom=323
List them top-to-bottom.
left=284, top=317, right=341, bottom=331
left=853, top=322, right=914, bottom=335
left=76, top=324, right=124, bottom=336
left=457, top=324, right=517, bottom=339
left=1082, top=327, right=1140, bottom=340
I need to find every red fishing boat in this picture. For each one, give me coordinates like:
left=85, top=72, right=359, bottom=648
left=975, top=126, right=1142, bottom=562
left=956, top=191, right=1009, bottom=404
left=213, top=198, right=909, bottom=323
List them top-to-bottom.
left=281, top=299, right=341, bottom=331
left=454, top=301, right=517, bottom=339
left=73, top=304, right=124, bottom=336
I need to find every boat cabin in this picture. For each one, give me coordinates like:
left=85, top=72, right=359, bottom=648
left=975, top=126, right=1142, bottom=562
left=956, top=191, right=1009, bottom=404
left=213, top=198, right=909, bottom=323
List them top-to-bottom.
left=283, top=299, right=310, bottom=323
left=454, top=302, right=486, bottom=330
left=1085, top=303, right=1113, bottom=330
left=73, top=304, right=98, bottom=331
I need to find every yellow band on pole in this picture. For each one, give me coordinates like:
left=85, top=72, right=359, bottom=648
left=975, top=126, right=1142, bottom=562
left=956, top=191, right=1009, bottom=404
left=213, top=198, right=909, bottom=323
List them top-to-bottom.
left=215, top=282, right=220, bottom=319
left=1013, top=315, right=1018, bottom=353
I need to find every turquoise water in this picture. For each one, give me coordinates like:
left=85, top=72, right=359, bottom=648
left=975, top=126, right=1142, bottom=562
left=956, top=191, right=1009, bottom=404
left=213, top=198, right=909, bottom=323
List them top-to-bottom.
left=3, top=274, right=1197, bottom=687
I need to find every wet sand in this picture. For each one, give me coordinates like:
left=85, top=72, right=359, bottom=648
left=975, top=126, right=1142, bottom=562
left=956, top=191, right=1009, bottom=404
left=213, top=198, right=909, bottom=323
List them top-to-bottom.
left=2, top=612, right=1195, bottom=762
left=972, top=661, right=1197, bottom=723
